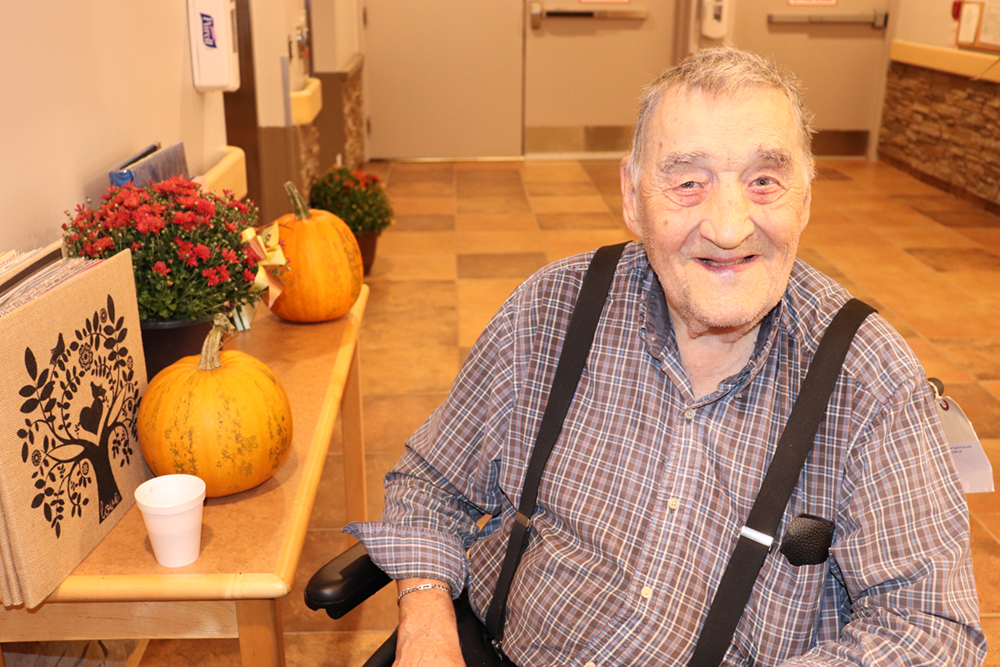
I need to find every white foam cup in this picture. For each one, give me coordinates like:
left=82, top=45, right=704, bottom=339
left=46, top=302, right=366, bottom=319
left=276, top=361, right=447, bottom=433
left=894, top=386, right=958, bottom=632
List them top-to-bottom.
left=134, top=474, right=207, bottom=567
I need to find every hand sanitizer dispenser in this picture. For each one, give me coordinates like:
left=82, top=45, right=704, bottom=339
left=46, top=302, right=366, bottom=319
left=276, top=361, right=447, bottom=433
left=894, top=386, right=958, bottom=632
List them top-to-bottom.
left=187, top=0, right=240, bottom=92
left=701, top=0, right=732, bottom=40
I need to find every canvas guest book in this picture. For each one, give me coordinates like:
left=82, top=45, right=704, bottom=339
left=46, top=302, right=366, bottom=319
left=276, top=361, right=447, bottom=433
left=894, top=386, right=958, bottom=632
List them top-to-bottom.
left=0, top=249, right=152, bottom=608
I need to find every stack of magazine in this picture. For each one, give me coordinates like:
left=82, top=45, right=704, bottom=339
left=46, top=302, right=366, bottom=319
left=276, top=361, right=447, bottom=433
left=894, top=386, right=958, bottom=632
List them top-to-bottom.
left=0, top=243, right=91, bottom=317
left=0, top=247, right=152, bottom=609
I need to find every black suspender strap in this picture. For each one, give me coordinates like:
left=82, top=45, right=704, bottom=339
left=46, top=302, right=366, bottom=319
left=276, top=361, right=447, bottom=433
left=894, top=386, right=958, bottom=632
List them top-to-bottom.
left=484, top=242, right=627, bottom=642
left=478, top=246, right=873, bottom=663
left=686, top=297, right=875, bottom=667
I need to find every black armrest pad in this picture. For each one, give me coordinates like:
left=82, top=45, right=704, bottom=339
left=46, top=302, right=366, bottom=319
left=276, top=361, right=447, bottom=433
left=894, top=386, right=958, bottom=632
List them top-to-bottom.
left=304, top=541, right=393, bottom=619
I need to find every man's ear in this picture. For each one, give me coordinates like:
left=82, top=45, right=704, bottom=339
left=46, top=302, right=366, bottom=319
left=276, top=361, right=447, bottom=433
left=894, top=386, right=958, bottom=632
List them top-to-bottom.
left=620, top=157, right=642, bottom=237
left=799, top=182, right=812, bottom=232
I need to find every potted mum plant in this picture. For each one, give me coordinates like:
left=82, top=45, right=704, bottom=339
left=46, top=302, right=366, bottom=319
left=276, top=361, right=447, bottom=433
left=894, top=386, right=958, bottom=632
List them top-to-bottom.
left=309, top=166, right=393, bottom=275
left=63, top=176, right=268, bottom=378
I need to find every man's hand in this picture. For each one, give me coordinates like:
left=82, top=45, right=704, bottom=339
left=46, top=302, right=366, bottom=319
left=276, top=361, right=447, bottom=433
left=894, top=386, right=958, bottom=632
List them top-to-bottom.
left=394, top=578, right=465, bottom=667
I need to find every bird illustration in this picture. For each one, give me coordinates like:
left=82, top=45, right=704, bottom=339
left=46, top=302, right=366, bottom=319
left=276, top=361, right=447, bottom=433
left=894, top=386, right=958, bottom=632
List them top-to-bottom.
left=49, top=333, right=65, bottom=366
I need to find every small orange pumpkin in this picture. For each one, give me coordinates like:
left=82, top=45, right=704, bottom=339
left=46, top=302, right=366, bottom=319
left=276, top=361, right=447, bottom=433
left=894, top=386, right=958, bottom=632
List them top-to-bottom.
left=269, top=181, right=363, bottom=322
left=137, top=315, right=293, bottom=497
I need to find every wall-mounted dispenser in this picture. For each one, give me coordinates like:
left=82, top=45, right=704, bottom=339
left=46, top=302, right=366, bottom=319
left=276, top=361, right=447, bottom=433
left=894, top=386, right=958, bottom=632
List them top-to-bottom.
left=187, top=0, right=240, bottom=92
left=701, top=0, right=731, bottom=40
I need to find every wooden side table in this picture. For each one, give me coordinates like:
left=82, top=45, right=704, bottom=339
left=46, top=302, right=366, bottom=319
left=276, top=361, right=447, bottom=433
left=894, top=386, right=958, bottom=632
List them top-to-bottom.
left=0, top=286, right=369, bottom=667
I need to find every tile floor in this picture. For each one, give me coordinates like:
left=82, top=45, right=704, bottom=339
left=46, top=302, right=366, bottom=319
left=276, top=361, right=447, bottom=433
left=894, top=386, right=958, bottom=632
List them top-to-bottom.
left=138, top=158, right=1000, bottom=666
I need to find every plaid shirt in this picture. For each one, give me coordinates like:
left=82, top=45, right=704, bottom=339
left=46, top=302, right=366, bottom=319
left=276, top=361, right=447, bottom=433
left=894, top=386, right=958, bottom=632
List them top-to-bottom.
left=347, top=243, right=985, bottom=667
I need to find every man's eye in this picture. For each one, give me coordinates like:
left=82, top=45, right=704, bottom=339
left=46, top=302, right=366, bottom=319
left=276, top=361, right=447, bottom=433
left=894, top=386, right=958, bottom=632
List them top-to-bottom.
left=753, top=177, right=774, bottom=187
left=679, top=181, right=700, bottom=189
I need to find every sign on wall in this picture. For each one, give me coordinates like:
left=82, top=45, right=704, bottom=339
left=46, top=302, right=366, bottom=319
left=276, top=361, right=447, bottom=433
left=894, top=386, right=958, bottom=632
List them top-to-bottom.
left=957, top=0, right=1000, bottom=51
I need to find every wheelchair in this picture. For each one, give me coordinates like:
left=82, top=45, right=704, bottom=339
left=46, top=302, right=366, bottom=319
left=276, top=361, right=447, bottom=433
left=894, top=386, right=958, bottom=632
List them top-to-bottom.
left=305, top=541, right=397, bottom=667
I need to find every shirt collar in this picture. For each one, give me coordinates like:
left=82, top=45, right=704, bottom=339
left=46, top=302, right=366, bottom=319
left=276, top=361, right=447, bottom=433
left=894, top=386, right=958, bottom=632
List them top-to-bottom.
left=639, top=262, right=785, bottom=404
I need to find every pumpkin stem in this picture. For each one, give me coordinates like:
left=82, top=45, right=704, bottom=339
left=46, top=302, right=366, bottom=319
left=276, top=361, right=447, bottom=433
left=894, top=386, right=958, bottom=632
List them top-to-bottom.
left=284, top=181, right=311, bottom=221
left=198, top=313, right=236, bottom=371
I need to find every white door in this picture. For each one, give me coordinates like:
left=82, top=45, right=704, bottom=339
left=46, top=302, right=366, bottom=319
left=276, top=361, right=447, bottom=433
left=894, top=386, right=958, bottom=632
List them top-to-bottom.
left=364, top=0, right=524, bottom=159
left=524, top=0, right=677, bottom=153
left=725, top=0, right=893, bottom=157
left=363, top=1, right=678, bottom=159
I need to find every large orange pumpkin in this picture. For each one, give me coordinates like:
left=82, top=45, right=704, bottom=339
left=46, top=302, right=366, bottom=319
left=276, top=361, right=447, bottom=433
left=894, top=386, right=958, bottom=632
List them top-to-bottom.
left=269, top=181, right=363, bottom=322
left=137, top=315, right=293, bottom=497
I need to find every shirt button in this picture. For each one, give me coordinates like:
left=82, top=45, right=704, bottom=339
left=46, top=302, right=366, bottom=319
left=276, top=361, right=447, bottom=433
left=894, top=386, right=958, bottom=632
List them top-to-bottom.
left=684, top=408, right=696, bottom=421
left=667, top=497, right=681, bottom=510
left=640, top=585, right=653, bottom=599
left=585, top=662, right=597, bottom=667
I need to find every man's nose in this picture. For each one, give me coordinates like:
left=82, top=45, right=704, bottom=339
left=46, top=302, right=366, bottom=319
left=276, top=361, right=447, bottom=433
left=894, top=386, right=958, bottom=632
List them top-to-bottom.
left=701, top=184, right=754, bottom=249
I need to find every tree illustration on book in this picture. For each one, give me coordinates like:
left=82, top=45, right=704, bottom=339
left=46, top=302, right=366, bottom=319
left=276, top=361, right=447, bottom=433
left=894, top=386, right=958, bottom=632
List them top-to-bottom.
left=16, top=294, right=141, bottom=538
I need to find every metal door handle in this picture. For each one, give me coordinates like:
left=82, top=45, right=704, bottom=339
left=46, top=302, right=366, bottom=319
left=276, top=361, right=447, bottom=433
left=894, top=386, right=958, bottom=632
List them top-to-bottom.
left=531, top=1, right=647, bottom=29
left=767, top=9, right=888, bottom=28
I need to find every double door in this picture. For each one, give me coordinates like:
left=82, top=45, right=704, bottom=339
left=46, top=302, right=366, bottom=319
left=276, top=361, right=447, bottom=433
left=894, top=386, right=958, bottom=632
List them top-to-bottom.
left=363, top=0, right=892, bottom=159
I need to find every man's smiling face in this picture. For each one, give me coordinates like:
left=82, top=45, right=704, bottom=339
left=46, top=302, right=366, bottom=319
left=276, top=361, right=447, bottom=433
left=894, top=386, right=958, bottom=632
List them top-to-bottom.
left=622, top=86, right=813, bottom=339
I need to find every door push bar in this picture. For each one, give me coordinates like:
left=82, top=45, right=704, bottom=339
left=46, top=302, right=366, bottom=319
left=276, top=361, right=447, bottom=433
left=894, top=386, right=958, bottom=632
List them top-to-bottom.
left=530, top=2, right=649, bottom=29
left=767, top=9, right=889, bottom=29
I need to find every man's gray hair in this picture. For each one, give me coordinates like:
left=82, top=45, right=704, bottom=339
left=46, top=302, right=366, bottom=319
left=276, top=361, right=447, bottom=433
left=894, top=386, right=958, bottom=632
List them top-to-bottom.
left=627, top=47, right=816, bottom=185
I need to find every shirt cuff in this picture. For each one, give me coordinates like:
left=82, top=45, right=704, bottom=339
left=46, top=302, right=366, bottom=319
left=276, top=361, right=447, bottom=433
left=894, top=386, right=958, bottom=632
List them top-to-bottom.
left=343, top=521, right=469, bottom=598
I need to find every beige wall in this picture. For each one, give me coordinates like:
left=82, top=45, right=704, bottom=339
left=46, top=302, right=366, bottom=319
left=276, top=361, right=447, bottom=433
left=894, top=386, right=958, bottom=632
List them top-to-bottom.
left=894, top=0, right=955, bottom=48
left=0, top=2, right=229, bottom=253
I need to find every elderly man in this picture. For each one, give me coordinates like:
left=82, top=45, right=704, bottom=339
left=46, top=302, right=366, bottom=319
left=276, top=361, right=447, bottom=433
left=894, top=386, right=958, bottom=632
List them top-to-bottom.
left=347, top=48, right=985, bottom=666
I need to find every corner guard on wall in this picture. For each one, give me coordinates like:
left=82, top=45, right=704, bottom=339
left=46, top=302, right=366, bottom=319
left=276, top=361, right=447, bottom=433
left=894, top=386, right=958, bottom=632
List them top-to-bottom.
left=889, top=40, right=1000, bottom=83
left=199, top=146, right=248, bottom=201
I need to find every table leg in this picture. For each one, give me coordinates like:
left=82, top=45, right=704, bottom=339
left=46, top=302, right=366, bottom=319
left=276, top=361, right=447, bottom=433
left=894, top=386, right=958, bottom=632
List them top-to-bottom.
left=342, top=344, right=368, bottom=523
left=235, top=599, right=285, bottom=667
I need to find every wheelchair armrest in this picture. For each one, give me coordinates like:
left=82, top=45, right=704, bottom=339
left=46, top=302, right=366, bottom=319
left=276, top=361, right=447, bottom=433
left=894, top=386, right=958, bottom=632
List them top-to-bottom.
left=304, top=541, right=393, bottom=619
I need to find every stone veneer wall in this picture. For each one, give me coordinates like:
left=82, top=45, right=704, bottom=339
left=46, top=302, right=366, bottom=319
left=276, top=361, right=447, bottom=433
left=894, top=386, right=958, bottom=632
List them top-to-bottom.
left=316, top=55, right=365, bottom=172
left=879, top=61, right=1000, bottom=211
left=341, top=64, right=364, bottom=169
left=297, top=123, right=322, bottom=189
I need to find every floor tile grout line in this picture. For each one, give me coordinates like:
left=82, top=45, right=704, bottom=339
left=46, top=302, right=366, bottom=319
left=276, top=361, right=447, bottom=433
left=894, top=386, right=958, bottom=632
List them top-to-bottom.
left=972, top=513, right=1000, bottom=548
left=282, top=630, right=397, bottom=637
